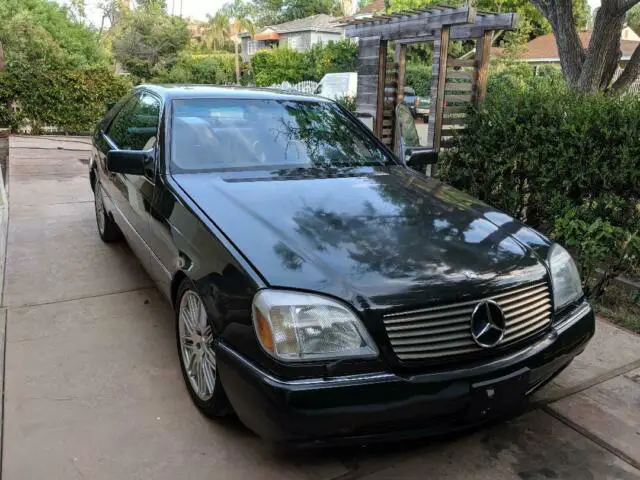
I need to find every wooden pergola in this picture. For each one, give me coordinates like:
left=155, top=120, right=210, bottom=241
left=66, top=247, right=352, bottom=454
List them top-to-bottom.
left=341, top=5, right=517, bottom=152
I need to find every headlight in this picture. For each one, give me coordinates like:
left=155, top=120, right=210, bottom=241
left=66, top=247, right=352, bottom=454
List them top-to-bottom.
left=548, top=244, right=583, bottom=310
left=252, top=290, right=378, bottom=361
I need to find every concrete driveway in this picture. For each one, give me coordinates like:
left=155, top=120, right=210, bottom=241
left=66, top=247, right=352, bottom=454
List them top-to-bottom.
left=1, top=136, right=639, bottom=479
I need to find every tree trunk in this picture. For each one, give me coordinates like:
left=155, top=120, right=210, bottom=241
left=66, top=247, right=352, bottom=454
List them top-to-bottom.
left=532, top=0, right=640, bottom=93
left=532, top=0, right=585, bottom=87
left=578, top=4, right=625, bottom=92
left=598, top=30, right=622, bottom=90
left=234, top=40, right=241, bottom=85
left=611, top=43, right=640, bottom=91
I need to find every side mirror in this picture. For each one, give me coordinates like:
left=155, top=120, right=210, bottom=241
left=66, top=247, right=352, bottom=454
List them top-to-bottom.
left=405, top=147, right=438, bottom=169
left=106, top=149, right=150, bottom=175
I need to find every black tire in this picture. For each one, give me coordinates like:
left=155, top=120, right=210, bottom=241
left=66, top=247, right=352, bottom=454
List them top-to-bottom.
left=94, top=182, right=122, bottom=243
left=175, top=278, right=231, bottom=418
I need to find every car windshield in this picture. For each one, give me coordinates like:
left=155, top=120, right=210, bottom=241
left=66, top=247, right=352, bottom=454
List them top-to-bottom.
left=170, top=98, right=394, bottom=172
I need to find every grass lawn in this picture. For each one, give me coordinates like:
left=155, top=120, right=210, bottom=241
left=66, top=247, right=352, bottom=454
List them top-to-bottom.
left=592, top=283, right=640, bottom=334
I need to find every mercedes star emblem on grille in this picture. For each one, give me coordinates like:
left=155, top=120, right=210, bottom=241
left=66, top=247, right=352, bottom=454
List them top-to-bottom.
left=470, top=300, right=506, bottom=348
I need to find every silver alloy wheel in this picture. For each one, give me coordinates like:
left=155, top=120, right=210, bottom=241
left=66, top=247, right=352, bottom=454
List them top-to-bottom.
left=94, top=184, right=106, bottom=235
left=179, top=290, right=216, bottom=401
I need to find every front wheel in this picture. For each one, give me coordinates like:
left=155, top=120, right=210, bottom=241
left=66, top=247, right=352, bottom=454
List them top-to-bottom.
left=94, top=182, right=122, bottom=243
left=175, top=279, right=231, bottom=417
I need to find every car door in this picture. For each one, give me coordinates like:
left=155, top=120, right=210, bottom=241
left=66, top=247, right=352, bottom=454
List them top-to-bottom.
left=101, top=91, right=162, bottom=273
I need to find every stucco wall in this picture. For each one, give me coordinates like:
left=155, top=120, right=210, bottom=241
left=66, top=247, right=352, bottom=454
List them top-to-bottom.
left=310, top=32, right=344, bottom=45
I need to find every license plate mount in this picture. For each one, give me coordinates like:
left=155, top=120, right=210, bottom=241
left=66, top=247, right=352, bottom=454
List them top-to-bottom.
left=468, top=368, right=530, bottom=422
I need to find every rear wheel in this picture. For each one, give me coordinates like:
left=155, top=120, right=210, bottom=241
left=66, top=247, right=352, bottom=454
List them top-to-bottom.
left=94, top=182, right=122, bottom=243
left=175, top=279, right=230, bottom=417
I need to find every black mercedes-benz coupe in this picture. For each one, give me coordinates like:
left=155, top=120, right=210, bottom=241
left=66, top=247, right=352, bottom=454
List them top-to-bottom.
left=90, top=85, right=594, bottom=445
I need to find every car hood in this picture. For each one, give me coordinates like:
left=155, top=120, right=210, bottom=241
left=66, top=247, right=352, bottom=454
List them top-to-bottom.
left=173, top=166, right=551, bottom=311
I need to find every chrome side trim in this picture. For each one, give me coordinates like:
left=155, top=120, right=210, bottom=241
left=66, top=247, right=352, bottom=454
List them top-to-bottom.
left=104, top=187, right=173, bottom=281
left=217, top=343, right=396, bottom=388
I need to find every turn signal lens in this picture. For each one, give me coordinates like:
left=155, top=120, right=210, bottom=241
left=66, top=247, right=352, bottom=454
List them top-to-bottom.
left=254, top=307, right=274, bottom=352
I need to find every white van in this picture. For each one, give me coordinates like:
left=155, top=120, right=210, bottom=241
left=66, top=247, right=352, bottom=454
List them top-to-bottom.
left=314, top=72, right=357, bottom=100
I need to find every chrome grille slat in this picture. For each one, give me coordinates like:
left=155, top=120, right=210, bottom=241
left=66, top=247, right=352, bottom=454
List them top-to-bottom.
left=383, top=281, right=552, bottom=361
left=384, top=282, right=548, bottom=319
left=497, top=286, right=548, bottom=307
left=503, top=297, right=550, bottom=317
left=505, top=304, right=551, bottom=327
left=384, top=307, right=474, bottom=324
left=506, top=311, right=550, bottom=335
left=385, top=315, right=470, bottom=331
left=387, top=323, right=469, bottom=338
left=390, top=331, right=471, bottom=346
left=393, top=338, right=477, bottom=353
left=399, top=347, right=480, bottom=360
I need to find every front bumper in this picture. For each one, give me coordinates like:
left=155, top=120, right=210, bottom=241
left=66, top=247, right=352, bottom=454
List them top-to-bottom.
left=217, top=302, right=595, bottom=446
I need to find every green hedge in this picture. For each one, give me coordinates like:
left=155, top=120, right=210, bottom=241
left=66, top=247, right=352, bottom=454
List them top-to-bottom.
left=251, top=40, right=357, bottom=86
left=252, top=47, right=308, bottom=86
left=151, top=53, right=238, bottom=84
left=405, top=63, right=432, bottom=97
left=0, top=66, right=131, bottom=133
left=439, top=72, right=640, bottom=298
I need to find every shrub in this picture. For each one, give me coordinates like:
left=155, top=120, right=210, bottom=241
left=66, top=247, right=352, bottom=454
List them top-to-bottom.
left=251, top=40, right=358, bottom=86
left=305, top=40, right=358, bottom=81
left=252, top=47, right=309, bottom=86
left=152, top=53, right=237, bottom=84
left=405, top=63, right=432, bottom=97
left=1, top=66, right=131, bottom=133
left=439, top=72, right=640, bottom=298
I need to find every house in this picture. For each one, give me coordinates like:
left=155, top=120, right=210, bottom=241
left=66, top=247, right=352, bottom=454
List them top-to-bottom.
left=355, top=0, right=385, bottom=17
left=240, top=14, right=345, bottom=60
left=187, top=21, right=207, bottom=44
left=495, top=27, right=640, bottom=66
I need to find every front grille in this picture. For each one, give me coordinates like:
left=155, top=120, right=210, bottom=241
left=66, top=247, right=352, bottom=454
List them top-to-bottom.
left=383, top=281, right=552, bottom=361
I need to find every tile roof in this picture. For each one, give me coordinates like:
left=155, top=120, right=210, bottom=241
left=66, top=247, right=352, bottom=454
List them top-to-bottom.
left=357, top=0, right=385, bottom=14
left=265, top=14, right=344, bottom=34
left=494, top=30, right=640, bottom=61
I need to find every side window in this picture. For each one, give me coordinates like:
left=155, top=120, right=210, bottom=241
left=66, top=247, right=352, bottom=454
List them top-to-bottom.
left=106, top=93, right=161, bottom=151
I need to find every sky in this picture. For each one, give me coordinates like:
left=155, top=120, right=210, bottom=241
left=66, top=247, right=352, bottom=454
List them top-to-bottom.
left=57, top=0, right=603, bottom=29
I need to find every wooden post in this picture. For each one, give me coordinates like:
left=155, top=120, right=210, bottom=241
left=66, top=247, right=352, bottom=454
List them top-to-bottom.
left=432, top=26, right=450, bottom=152
left=474, top=30, right=491, bottom=104
left=374, top=40, right=388, bottom=138
left=396, top=43, right=407, bottom=105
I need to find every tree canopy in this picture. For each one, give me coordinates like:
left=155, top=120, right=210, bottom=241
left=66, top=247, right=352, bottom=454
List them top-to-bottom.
left=0, top=0, right=108, bottom=68
left=250, top=0, right=341, bottom=26
left=111, top=2, right=189, bottom=80
left=628, top=4, right=640, bottom=34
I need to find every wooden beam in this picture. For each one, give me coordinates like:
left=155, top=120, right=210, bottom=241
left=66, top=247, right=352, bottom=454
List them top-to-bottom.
left=346, top=7, right=474, bottom=40
left=398, top=24, right=514, bottom=43
left=433, top=26, right=450, bottom=152
left=474, top=30, right=491, bottom=104
left=356, top=37, right=383, bottom=118
left=375, top=39, right=388, bottom=138
left=396, top=43, right=407, bottom=105
left=448, top=58, right=475, bottom=67
left=447, top=70, right=474, bottom=79
left=445, top=82, right=473, bottom=91
left=445, top=94, right=473, bottom=102
left=444, top=105, right=469, bottom=114
left=442, top=117, right=467, bottom=125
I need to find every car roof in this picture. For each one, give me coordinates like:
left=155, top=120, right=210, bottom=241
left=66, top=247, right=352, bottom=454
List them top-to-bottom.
left=136, top=84, right=328, bottom=103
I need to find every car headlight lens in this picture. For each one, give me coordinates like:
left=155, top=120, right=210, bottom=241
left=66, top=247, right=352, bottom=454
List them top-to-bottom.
left=548, top=244, right=583, bottom=310
left=252, top=290, right=378, bottom=361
